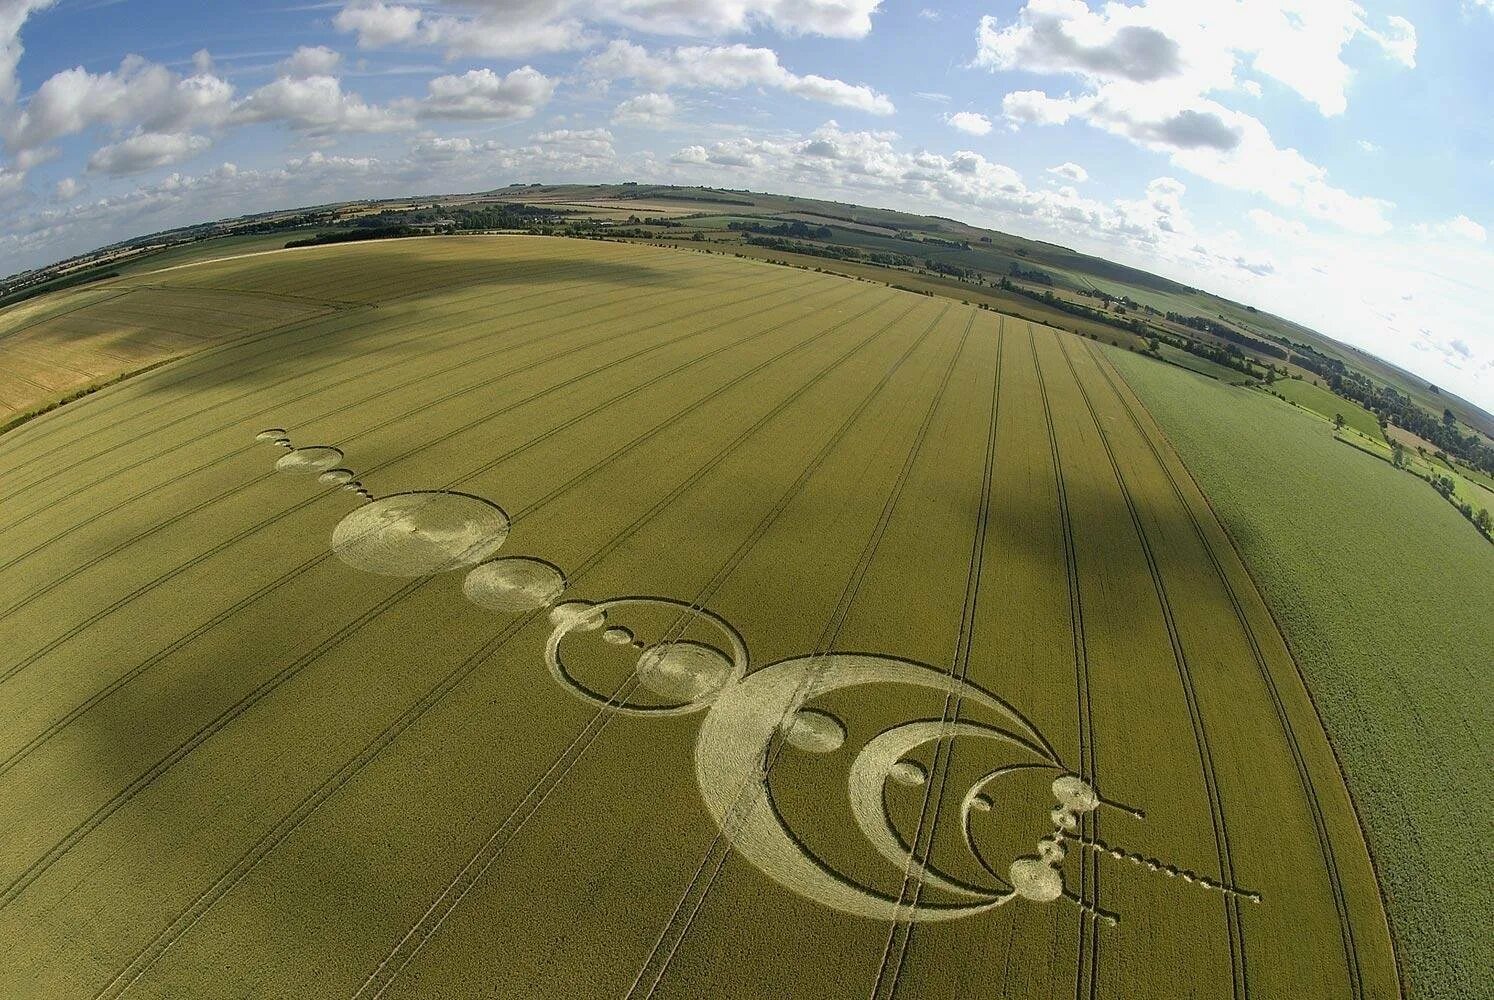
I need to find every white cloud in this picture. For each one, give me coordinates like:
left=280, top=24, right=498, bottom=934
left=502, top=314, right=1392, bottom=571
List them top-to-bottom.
left=0, top=0, right=57, bottom=106
left=332, top=0, right=882, bottom=58
left=593, top=0, right=881, bottom=38
left=978, top=1, right=1417, bottom=117
left=334, top=2, right=422, bottom=48
left=983, top=3, right=1403, bottom=234
left=919, top=8, right=940, bottom=20
left=1364, top=15, right=1417, bottom=68
left=584, top=40, right=893, bottom=115
left=282, top=45, right=343, bottom=79
left=6, top=55, right=234, bottom=153
left=416, top=66, right=553, bottom=120
left=233, top=74, right=407, bottom=134
left=1240, top=79, right=1262, bottom=97
left=1001, top=89, right=1077, bottom=126
left=613, top=91, right=676, bottom=126
left=915, top=91, right=950, bottom=103
left=945, top=111, right=992, bottom=135
left=532, top=127, right=615, bottom=160
left=87, top=130, right=211, bottom=175
left=1357, top=139, right=1380, bottom=153
left=1047, top=160, right=1087, bottom=182
left=0, top=162, right=23, bottom=194
left=52, top=175, right=79, bottom=200
left=1248, top=207, right=1307, bottom=238
left=1414, top=214, right=1487, bottom=244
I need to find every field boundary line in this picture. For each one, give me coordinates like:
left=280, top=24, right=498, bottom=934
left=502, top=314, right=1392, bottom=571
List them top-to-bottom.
left=0, top=240, right=676, bottom=469
left=0, top=247, right=678, bottom=505
left=0, top=256, right=674, bottom=557
left=0, top=264, right=780, bottom=604
left=0, top=272, right=800, bottom=684
left=0, top=280, right=869, bottom=782
left=0, top=282, right=868, bottom=916
left=93, top=294, right=921, bottom=1000
left=353, top=299, right=937, bottom=1000
left=627, top=308, right=969, bottom=1000
left=868, top=314, right=1000, bottom=1000
left=1028, top=324, right=1103, bottom=1000
left=1048, top=330, right=1248, bottom=1000
left=1091, top=342, right=1391, bottom=999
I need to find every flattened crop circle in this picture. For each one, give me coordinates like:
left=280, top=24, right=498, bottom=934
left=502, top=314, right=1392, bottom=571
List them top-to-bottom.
left=275, top=446, right=344, bottom=474
left=331, top=491, right=510, bottom=576
left=463, top=557, right=566, bottom=612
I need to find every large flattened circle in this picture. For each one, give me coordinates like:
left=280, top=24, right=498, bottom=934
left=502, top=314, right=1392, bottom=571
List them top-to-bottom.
left=331, top=491, right=510, bottom=576
left=463, top=557, right=566, bottom=611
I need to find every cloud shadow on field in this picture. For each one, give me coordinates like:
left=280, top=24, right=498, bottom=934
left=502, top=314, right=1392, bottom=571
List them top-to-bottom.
left=26, top=245, right=709, bottom=412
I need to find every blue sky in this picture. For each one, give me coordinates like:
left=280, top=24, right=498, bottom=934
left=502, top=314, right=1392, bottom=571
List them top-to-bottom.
left=2, top=0, right=1492, bottom=405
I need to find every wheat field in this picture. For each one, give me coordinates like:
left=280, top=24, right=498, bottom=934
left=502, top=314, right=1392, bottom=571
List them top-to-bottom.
left=0, top=236, right=1396, bottom=999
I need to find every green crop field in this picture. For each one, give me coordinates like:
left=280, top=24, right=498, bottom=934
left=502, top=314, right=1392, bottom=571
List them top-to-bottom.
left=0, top=236, right=1399, bottom=999
left=1152, top=342, right=1258, bottom=384
left=1107, top=351, right=1493, bottom=1000
left=1266, top=377, right=1386, bottom=441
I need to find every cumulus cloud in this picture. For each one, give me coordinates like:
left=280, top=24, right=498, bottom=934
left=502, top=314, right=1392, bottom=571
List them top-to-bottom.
left=0, top=0, right=57, bottom=106
left=332, top=0, right=881, bottom=57
left=979, top=1, right=1416, bottom=117
left=334, top=2, right=422, bottom=48
left=983, top=2, right=1404, bottom=233
left=977, top=7, right=1182, bottom=83
left=584, top=40, right=893, bottom=114
left=281, top=45, right=343, bottom=79
left=5, top=54, right=233, bottom=154
left=416, top=66, right=553, bottom=120
left=233, top=74, right=407, bottom=133
left=1002, top=89, right=1076, bottom=126
left=612, top=91, right=676, bottom=126
left=944, top=111, right=992, bottom=135
left=666, top=120, right=1180, bottom=253
left=532, top=127, right=615, bottom=161
left=87, top=130, right=211, bottom=175
left=1047, top=161, right=1087, bottom=182
left=52, top=175, right=80, bottom=200
left=1248, top=208, right=1307, bottom=238
left=1415, top=214, right=1487, bottom=243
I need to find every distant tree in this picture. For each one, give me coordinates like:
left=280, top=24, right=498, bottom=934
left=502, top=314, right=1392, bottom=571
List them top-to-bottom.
left=1147, top=336, right=1161, bottom=353
left=1443, top=407, right=1457, bottom=427
left=1334, top=413, right=1346, bottom=432
left=1392, top=441, right=1406, bottom=468
left=1475, top=508, right=1492, bottom=535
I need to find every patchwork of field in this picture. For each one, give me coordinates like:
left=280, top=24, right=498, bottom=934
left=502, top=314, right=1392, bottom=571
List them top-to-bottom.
left=0, top=237, right=1396, bottom=999
left=1108, top=351, right=1492, bottom=1000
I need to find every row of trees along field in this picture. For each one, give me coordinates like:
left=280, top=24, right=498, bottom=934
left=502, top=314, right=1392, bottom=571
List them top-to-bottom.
left=1298, top=342, right=1494, bottom=474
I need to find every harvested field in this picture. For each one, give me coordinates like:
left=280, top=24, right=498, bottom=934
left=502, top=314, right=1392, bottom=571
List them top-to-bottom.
left=0, top=236, right=1396, bottom=999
